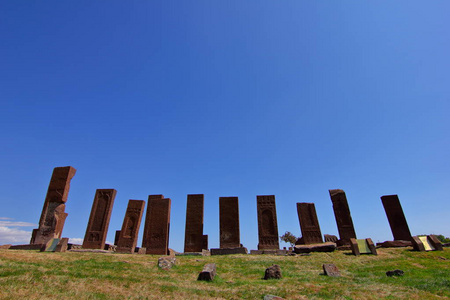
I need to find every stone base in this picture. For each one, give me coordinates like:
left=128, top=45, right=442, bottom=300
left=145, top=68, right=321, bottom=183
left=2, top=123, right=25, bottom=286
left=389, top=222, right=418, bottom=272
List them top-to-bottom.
left=376, top=240, right=412, bottom=248
left=293, top=242, right=336, bottom=254
left=0, top=244, right=12, bottom=249
left=9, top=244, right=44, bottom=250
left=116, top=247, right=134, bottom=254
left=210, top=247, right=248, bottom=255
left=69, top=249, right=112, bottom=253
left=250, top=249, right=288, bottom=255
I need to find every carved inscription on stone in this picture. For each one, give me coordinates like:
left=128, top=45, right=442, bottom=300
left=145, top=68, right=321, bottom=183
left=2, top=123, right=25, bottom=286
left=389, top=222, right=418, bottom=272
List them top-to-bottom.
left=31, top=166, right=76, bottom=245
left=82, top=189, right=117, bottom=249
left=329, top=189, right=357, bottom=244
left=184, top=194, right=206, bottom=252
left=142, top=195, right=171, bottom=255
left=257, top=195, right=279, bottom=250
left=381, top=195, right=412, bottom=241
left=219, top=197, right=240, bottom=248
left=116, top=200, right=145, bottom=253
left=296, top=203, right=323, bottom=244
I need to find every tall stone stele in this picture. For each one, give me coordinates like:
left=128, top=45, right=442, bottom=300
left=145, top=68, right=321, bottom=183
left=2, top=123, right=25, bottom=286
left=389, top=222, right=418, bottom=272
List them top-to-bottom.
left=31, top=166, right=77, bottom=245
left=82, top=189, right=117, bottom=249
left=329, top=189, right=357, bottom=245
left=184, top=194, right=208, bottom=253
left=142, top=195, right=171, bottom=255
left=256, top=195, right=280, bottom=250
left=381, top=195, right=412, bottom=241
left=219, top=197, right=241, bottom=248
left=116, top=200, right=146, bottom=253
left=296, top=202, right=323, bottom=244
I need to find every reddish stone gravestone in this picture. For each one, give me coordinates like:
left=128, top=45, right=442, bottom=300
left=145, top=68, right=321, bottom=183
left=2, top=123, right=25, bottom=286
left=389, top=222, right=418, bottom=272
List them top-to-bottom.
left=31, top=166, right=77, bottom=245
left=82, top=189, right=117, bottom=249
left=329, top=189, right=357, bottom=245
left=184, top=194, right=208, bottom=253
left=142, top=195, right=171, bottom=255
left=257, top=195, right=280, bottom=250
left=381, top=195, right=412, bottom=241
left=219, top=197, right=241, bottom=248
left=116, top=200, right=145, bottom=253
left=296, top=203, right=323, bottom=244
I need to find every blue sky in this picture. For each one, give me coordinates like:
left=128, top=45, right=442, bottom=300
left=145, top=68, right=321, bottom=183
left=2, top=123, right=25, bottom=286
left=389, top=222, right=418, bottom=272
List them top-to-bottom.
left=1, top=1, right=449, bottom=251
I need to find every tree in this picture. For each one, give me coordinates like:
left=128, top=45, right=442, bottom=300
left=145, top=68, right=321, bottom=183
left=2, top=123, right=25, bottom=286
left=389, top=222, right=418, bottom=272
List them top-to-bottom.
left=280, top=231, right=297, bottom=247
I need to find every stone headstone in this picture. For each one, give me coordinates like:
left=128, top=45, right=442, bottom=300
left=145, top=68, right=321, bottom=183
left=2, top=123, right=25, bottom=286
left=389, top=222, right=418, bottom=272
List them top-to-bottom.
left=31, top=166, right=76, bottom=245
left=82, top=189, right=116, bottom=249
left=329, top=189, right=357, bottom=245
left=184, top=194, right=207, bottom=252
left=142, top=195, right=171, bottom=255
left=257, top=195, right=280, bottom=250
left=381, top=195, right=412, bottom=241
left=219, top=197, right=241, bottom=248
left=116, top=200, right=145, bottom=253
left=296, top=203, right=323, bottom=244
left=412, top=235, right=443, bottom=251
left=55, top=238, right=69, bottom=252
left=158, top=257, right=176, bottom=270
left=197, top=263, right=217, bottom=281
left=264, top=264, right=282, bottom=280
left=322, top=264, right=341, bottom=277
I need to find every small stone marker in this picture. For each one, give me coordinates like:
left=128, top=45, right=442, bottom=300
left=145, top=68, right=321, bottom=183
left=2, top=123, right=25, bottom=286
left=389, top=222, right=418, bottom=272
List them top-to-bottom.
left=324, top=234, right=338, bottom=243
left=412, top=235, right=443, bottom=251
left=428, top=235, right=444, bottom=251
left=41, top=238, right=60, bottom=252
left=55, top=238, right=69, bottom=252
left=350, top=238, right=377, bottom=255
left=158, top=257, right=176, bottom=270
left=197, top=263, right=217, bottom=281
left=264, top=264, right=282, bottom=280
left=322, top=264, right=341, bottom=277
left=386, top=269, right=404, bottom=277
left=264, top=295, right=285, bottom=300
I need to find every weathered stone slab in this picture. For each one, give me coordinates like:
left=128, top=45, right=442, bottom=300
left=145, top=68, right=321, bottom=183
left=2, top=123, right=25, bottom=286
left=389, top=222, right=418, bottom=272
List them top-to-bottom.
left=31, top=166, right=76, bottom=245
left=82, top=189, right=116, bottom=249
left=329, top=189, right=357, bottom=245
left=184, top=194, right=207, bottom=252
left=142, top=195, right=171, bottom=255
left=257, top=195, right=280, bottom=250
left=381, top=195, right=412, bottom=241
left=219, top=197, right=241, bottom=248
left=116, top=200, right=145, bottom=253
left=296, top=203, right=323, bottom=244
left=324, top=234, right=338, bottom=243
left=412, top=235, right=443, bottom=251
left=428, top=235, right=443, bottom=251
left=411, top=236, right=426, bottom=251
left=41, top=238, right=60, bottom=252
left=55, top=238, right=69, bottom=252
left=377, top=240, right=412, bottom=248
left=294, top=242, right=336, bottom=254
left=9, top=244, right=44, bottom=250
left=210, top=247, right=248, bottom=255
left=158, top=257, right=176, bottom=270
left=197, top=263, right=216, bottom=281
left=264, top=264, right=282, bottom=280
left=323, top=264, right=341, bottom=277
left=264, top=295, right=285, bottom=300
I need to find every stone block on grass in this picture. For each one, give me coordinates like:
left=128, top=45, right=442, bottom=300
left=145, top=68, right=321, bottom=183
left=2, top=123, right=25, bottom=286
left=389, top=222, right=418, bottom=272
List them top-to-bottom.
left=197, top=263, right=216, bottom=281
left=264, top=264, right=282, bottom=280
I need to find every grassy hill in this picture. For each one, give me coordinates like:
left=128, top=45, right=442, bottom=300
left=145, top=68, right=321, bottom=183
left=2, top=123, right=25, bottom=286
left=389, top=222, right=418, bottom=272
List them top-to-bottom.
left=0, top=247, right=449, bottom=299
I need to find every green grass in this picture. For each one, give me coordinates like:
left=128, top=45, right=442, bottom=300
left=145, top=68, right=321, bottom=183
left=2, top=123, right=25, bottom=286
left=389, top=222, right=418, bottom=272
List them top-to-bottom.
left=0, top=248, right=449, bottom=299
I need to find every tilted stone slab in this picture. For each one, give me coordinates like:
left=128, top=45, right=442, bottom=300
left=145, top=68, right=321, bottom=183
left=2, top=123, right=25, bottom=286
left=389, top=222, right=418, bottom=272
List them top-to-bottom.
left=31, top=166, right=76, bottom=245
left=83, top=189, right=116, bottom=249
left=329, top=189, right=357, bottom=245
left=184, top=194, right=207, bottom=252
left=142, top=195, right=171, bottom=255
left=257, top=195, right=280, bottom=250
left=381, top=195, right=412, bottom=241
left=219, top=197, right=241, bottom=248
left=116, top=200, right=145, bottom=253
left=296, top=203, right=323, bottom=244
left=55, top=238, right=69, bottom=252
left=323, top=264, right=341, bottom=277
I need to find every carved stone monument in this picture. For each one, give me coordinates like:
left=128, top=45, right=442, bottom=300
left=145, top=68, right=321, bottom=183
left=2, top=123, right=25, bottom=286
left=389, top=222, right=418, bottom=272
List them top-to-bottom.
left=31, top=166, right=77, bottom=245
left=82, top=189, right=117, bottom=249
left=329, top=189, right=357, bottom=245
left=184, top=194, right=207, bottom=253
left=142, top=195, right=171, bottom=255
left=257, top=195, right=279, bottom=250
left=381, top=195, right=412, bottom=241
left=219, top=197, right=241, bottom=248
left=116, top=200, right=145, bottom=253
left=296, top=203, right=323, bottom=244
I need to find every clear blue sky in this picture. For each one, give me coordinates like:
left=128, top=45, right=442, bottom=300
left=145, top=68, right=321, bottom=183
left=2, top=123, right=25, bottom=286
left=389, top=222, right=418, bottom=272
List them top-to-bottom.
left=1, top=1, right=449, bottom=251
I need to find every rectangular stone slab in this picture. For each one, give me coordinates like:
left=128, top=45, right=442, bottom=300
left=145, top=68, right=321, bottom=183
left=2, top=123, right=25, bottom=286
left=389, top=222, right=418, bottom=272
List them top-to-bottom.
left=31, top=166, right=76, bottom=245
left=82, top=189, right=117, bottom=249
left=329, top=189, right=357, bottom=244
left=184, top=194, right=206, bottom=252
left=142, top=195, right=171, bottom=255
left=257, top=195, right=280, bottom=250
left=381, top=195, right=412, bottom=241
left=219, top=197, right=241, bottom=248
left=116, top=200, right=145, bottom=253
left=296, top=203, right=323, bottom=244
left=428, top=235, right=444, bottom=251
